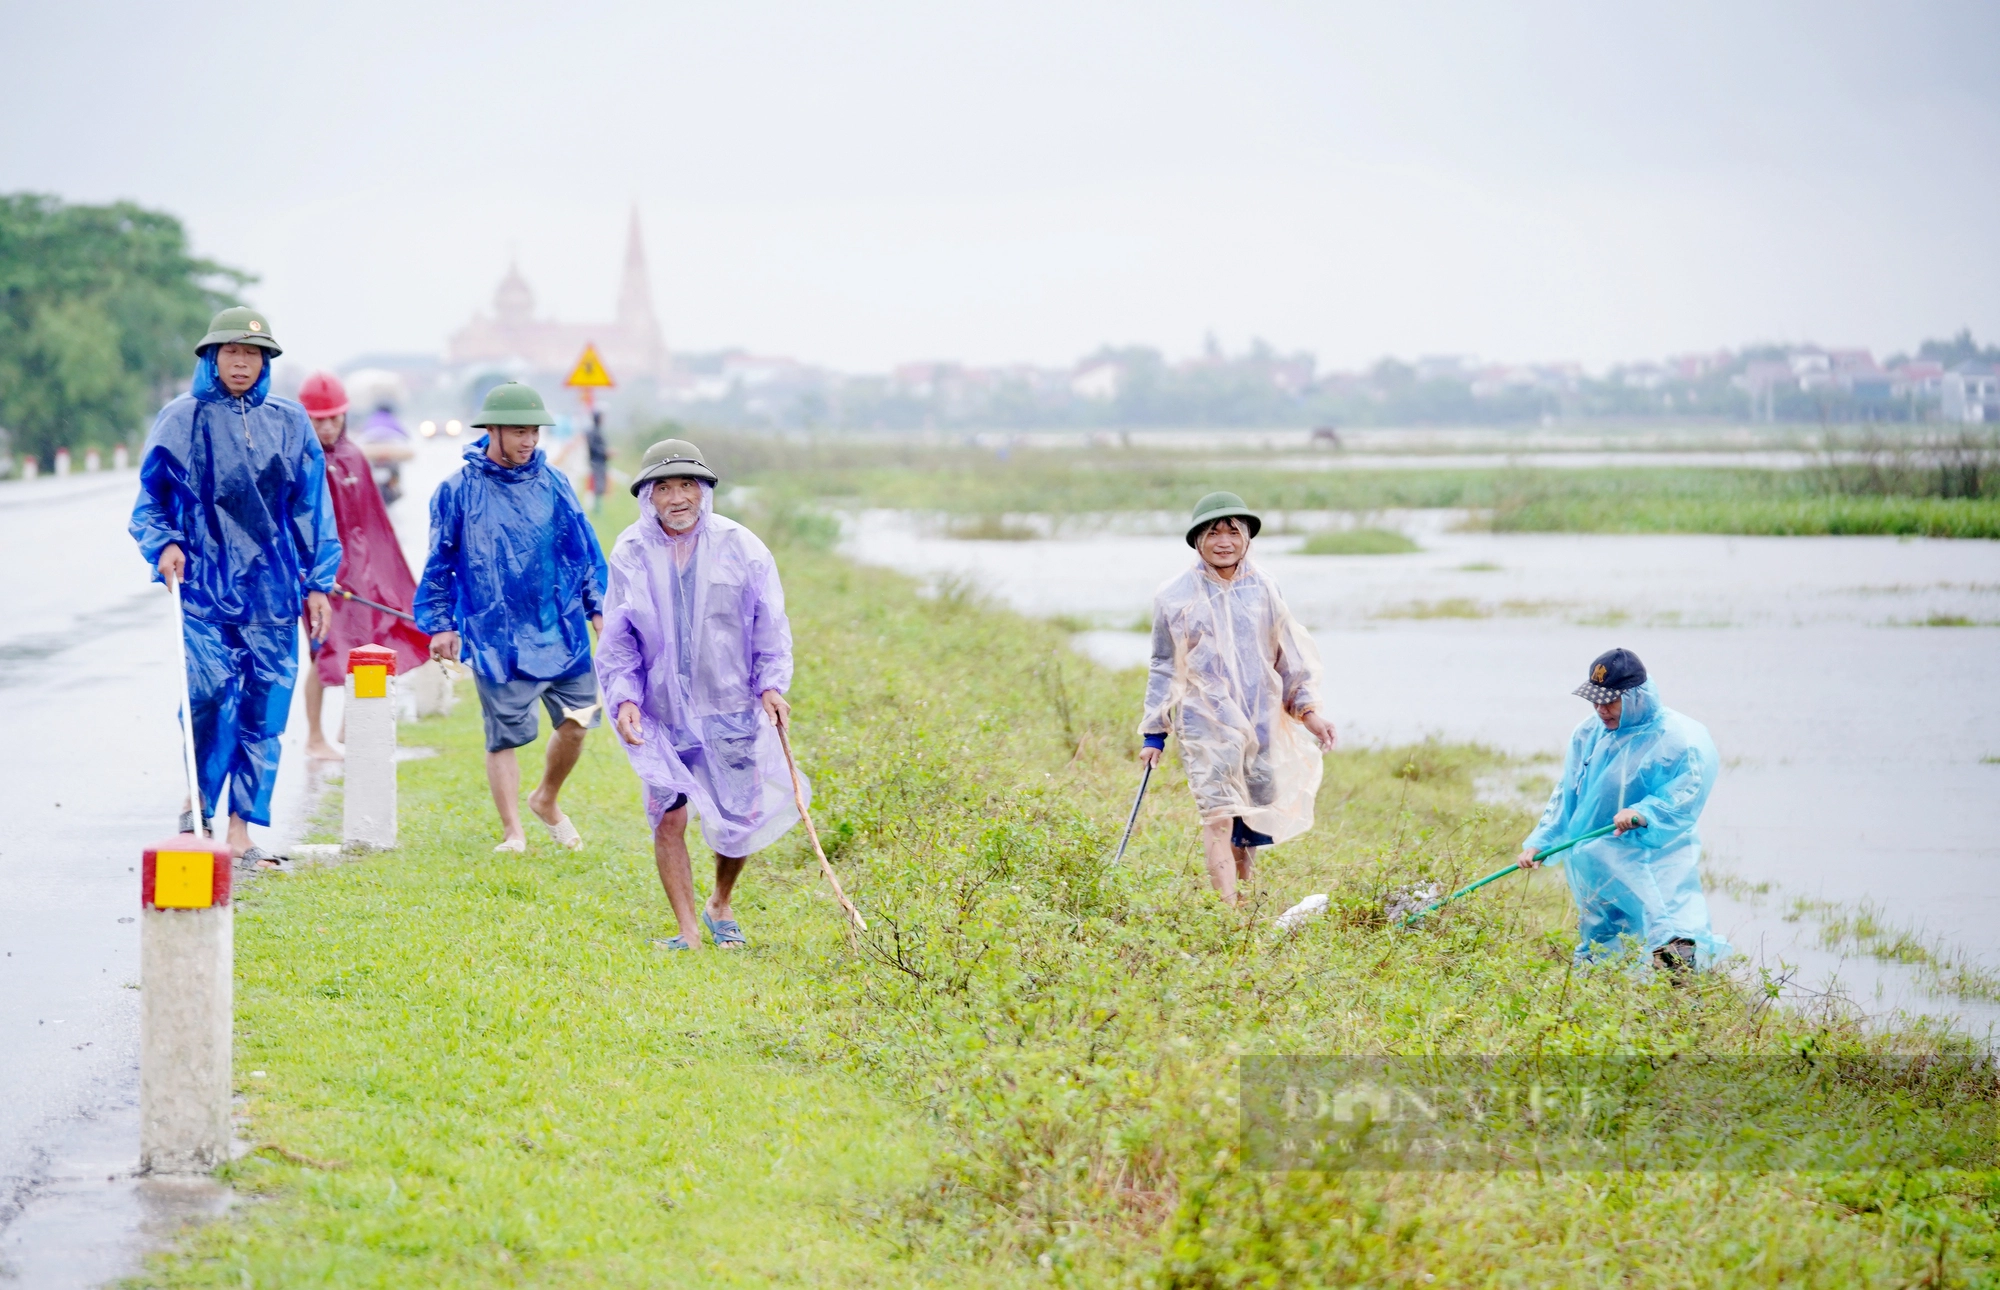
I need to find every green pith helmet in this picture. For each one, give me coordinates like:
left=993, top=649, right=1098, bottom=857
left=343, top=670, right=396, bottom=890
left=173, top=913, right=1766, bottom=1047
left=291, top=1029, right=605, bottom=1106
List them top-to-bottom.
left=196, top=306, right=281, bottom=356
left=469, top=381, right=556, bottom=428
left=629, top=438, right=718, bottom=493
left=1185, top=491, right=1262, bottom=548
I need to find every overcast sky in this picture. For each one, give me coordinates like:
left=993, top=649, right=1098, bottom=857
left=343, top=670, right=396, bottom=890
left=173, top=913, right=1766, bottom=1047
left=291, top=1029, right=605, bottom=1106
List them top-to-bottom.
left=5, top=1, right=1997, bottom=375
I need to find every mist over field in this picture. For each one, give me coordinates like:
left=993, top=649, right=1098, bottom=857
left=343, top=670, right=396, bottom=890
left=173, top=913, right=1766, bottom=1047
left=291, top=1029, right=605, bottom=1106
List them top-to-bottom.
left=3, top=1, right=1998, bottom=378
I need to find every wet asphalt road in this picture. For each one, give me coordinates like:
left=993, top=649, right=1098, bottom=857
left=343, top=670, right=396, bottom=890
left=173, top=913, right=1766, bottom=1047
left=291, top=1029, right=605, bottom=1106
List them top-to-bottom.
left=0, top=439, right=464, bottom=1285
left=0, top=471, right=251, bottom=1283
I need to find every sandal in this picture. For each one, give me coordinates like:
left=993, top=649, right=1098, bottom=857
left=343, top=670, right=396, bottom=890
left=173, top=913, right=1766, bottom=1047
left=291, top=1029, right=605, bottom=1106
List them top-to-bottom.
left=177, top=810, right=197, bottom=835
left=537, top=812, right=583, bottom=850
left=493, top=837, right=526, bottom=854
left=236, top=846, right=290, bottom=873
left=701, top=909, right=746, bottom=949
left=650, top=935, right=692, bottom=951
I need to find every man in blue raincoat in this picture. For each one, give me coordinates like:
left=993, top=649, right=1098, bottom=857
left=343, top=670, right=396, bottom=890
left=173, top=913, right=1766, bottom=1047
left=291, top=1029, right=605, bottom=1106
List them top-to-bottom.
left=130, top=307, right=341, bottom=867
left=416, top=382, right=608, bottom=853
left=1519, top=648, right=1728, bottom=975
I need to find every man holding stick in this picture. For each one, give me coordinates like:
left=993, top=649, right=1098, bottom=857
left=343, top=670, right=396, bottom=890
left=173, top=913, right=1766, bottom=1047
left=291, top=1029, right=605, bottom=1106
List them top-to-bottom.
left=130, top=308, right=341, bottom=866
left=296, top=371, right=430, bottom=759
left=597, top=439, right=805, bottom=950
left=1138, top=492, right=1337, bottom=904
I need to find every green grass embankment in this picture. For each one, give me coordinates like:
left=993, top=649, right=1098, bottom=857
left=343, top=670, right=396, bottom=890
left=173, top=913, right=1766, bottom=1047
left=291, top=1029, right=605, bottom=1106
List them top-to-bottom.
left=143, top=504, right=1999, bottom=1285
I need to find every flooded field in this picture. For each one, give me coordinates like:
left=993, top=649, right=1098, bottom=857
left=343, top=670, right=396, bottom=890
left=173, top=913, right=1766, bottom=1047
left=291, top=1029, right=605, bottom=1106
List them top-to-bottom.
left=843, top=509, right=2000, bottom=1035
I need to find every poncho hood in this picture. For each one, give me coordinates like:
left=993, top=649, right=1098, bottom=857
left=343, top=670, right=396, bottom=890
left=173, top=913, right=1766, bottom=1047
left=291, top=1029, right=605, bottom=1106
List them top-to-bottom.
left=190, top=348, right=272, bottom=407
left=464, top=434, right=548, bottom=484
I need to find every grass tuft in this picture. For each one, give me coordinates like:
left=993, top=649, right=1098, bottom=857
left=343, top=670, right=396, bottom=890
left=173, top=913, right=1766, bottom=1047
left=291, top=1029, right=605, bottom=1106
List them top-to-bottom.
left=1298, top=526, right=1421, bottom=555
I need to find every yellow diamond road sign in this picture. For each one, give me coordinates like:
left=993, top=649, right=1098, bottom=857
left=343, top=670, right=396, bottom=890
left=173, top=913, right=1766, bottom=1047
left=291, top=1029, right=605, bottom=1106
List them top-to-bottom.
left=565, top=343, right=615, bottom=389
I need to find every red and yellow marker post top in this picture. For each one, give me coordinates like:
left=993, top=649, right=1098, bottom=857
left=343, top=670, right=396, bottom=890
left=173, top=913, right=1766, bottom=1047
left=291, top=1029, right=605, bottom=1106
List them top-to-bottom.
left=347, top=642, right=398, bottom=698
left=142, top=837, right=232, bottom=911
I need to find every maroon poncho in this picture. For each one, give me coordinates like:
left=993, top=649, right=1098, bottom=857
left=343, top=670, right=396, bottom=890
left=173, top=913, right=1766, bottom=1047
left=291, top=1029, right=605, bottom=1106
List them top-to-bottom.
left=315, top=432, right=430, bottom=685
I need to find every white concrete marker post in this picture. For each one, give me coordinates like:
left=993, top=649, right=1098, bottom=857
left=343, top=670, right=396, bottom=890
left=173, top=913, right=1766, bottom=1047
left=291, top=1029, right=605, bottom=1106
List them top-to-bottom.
left=342, top=643, right=399, bottom=852
left=140, top=835, right=235, bottom=1174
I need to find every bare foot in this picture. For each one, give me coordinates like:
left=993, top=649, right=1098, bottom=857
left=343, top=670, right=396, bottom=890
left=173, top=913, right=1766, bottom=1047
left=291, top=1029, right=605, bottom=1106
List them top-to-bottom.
left=305, top=738, right=345, bottom=761
left=525, top=786, right=562, bottom=827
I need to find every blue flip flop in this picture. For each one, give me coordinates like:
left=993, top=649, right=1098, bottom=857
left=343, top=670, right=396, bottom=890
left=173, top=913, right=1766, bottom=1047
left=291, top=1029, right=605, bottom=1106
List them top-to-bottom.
left=700, top=910, right=746, bottom=948
left=650, top=935, right=691, bottom=951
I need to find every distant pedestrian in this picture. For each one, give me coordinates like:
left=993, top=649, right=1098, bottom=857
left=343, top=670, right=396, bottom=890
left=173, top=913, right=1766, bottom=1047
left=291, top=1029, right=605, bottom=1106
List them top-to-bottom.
left=129, top=307, right=341, bottom=867
left=296, top=371, right=430, bottom=760
left=415, top=382, right=608, bottom=852
left=353, top=395, right=414, bottom=505
left=585, top=411, right=611, bottom=514
left=599, top=439, right=803, bottom=950
left=1139, top=492, right=1337, bottom=904
left=1518, top=648, right=1729, bottom=975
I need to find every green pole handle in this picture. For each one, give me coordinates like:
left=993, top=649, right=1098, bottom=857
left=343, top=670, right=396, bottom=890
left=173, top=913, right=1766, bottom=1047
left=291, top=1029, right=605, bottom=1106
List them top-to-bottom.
left=1397, top=822, right=1623, bottom=928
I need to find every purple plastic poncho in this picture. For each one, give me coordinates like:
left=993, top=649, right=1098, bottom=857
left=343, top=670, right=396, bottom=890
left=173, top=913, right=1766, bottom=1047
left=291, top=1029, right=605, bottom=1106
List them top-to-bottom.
left=596, top=484, right=806, bottom=857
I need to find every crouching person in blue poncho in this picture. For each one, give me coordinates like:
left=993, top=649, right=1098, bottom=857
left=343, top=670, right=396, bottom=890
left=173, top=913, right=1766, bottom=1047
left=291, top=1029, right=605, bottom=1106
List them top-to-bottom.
left=130, top=308, right=341, bottom=868
left=416, top=382, right=608, bottom=853
left=1519, top=648, right=1729, bottom=976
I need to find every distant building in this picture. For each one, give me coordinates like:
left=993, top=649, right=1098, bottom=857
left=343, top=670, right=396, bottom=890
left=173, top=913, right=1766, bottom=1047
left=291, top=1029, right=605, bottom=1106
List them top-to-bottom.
left=448, top=207, right=670, bottom=383
left=1071, top=360, right=1123, bottom=402
left=1890, top=360, right=1945, bottom=400
left=1941, top=364, right=1998, bottom=423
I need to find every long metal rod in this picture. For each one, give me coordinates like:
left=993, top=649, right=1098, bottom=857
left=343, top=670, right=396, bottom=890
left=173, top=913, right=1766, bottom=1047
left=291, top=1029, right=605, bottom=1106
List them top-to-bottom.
left=169, top=579, right=205, bottom=839
left=334, top=584, right=418, bottom=623
left=1110, top=761, right=1153, bottom=865
left=1397, top=822, right=1622, bottom=927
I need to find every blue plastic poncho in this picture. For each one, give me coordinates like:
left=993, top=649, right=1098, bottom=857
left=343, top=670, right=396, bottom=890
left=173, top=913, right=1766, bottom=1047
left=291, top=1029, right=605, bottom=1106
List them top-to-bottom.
left=128, top=351, right=342, bottom=825
left=129, top=352, right=341, bottom=621
left=414, top=436, right=607, bottom=685
left=1523, top=678, right=1730, bottom=967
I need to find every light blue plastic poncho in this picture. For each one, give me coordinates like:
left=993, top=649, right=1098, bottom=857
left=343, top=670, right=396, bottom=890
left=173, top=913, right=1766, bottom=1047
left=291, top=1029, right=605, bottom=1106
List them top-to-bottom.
left=129, top=350, right=341, bottom=824
left=413, top=436, right=607, bottom=685
left=596, top=482, right=804, bottom=857
left=1523, top=678, right=1730, bottom=967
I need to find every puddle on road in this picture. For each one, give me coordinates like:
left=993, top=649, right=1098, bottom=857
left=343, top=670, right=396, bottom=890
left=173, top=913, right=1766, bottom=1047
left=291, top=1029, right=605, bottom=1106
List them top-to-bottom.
left=842, top=509, right=2000, bottom=1039
left=0, top=1095, right=232, bottom=1288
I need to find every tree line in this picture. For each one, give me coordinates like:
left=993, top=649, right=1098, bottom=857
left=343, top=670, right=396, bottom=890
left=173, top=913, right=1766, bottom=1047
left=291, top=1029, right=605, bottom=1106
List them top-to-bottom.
left=0, top=193, right=248, bottom=469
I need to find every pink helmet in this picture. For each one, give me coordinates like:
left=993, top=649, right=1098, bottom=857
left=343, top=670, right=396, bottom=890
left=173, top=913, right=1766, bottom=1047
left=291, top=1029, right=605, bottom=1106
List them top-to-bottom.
left=298, top=370, right=349, bottom=418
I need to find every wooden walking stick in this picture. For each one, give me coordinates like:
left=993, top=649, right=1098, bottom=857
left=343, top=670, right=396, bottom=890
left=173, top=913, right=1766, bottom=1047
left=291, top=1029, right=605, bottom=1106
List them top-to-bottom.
left=775, top=718, right=866, bottom=932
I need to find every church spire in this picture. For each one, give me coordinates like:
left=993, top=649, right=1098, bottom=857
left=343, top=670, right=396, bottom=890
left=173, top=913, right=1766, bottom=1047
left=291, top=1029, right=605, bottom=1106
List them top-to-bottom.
left=615, top=205, right=666, bottom=375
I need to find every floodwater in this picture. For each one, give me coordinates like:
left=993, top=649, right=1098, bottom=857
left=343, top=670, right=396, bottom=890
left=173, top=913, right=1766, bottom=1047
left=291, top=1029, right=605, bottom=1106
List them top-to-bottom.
left=0, top=437, right=465, bottom=1285
left=842, top=509, right=2000, bottom=1036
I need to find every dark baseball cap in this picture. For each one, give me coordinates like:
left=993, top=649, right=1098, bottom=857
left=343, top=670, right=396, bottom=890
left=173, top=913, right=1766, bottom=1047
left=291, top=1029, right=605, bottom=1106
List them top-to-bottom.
left=1573, top=648, right=1647, bottom=703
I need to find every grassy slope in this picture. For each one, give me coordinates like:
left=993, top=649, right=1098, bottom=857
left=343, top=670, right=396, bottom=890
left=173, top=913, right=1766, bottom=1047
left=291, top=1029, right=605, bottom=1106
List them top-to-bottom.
left=141, top=492, right=1999, bottom=1286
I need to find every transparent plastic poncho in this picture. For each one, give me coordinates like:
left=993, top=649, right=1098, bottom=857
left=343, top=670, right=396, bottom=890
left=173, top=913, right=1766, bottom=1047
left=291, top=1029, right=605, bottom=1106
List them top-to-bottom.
left=596, top=483, right=804, bottom=857
left=1141, top=558, right=1326, bottom=845
left=1523, top=678, right=1731, bottom=967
